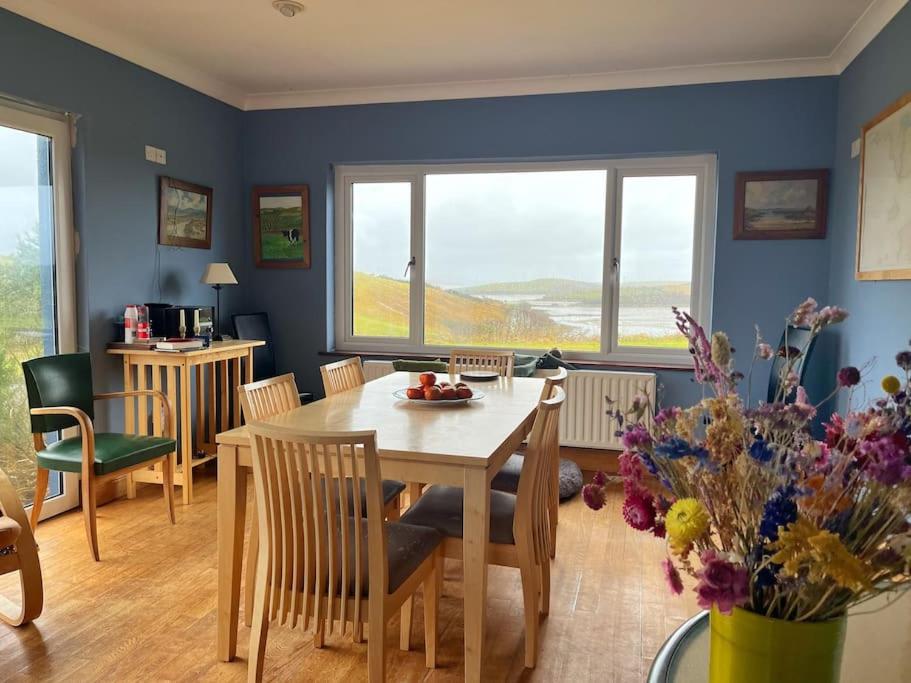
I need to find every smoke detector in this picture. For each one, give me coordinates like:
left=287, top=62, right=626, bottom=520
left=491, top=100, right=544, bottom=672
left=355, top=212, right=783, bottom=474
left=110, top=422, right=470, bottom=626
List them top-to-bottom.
left=272, top=1, right=305, bottom=17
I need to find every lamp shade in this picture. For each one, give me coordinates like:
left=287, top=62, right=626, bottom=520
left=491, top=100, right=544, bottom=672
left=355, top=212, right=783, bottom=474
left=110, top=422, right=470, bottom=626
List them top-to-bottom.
left=200, top=263, right=238, bottom=285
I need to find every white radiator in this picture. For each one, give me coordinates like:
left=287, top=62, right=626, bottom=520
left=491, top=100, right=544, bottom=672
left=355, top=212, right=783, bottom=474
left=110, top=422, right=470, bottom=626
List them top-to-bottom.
left=363, top=360, right=655, bottom=450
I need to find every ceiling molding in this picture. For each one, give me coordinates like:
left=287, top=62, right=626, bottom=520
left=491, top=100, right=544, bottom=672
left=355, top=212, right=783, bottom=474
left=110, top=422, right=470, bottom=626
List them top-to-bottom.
left=0, top=0, right=246, bottom=108
left=3, top=0, right=906, bottom=111
left=828, top=0, right=908, bottom=71
left=243, top=57, right=837, bottom=111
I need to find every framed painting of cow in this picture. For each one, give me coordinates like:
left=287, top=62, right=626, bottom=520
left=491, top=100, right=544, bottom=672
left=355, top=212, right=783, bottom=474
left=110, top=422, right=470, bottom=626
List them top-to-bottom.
left=252, top=184, right=310, bottom=269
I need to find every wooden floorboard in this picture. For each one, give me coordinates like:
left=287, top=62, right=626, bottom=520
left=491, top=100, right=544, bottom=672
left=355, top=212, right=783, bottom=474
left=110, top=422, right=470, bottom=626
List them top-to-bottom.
left=0, top=464, right=698, bottom=682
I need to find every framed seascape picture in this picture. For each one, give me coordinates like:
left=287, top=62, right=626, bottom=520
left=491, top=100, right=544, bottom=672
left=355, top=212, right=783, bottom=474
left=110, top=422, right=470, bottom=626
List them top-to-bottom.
left=856, top=92, right=911, bottom=281
left=733, top=169, right=829, bottom=240
left=158, top=176, right=213, bottom=249
left=253, top=185, right=310, bottom=269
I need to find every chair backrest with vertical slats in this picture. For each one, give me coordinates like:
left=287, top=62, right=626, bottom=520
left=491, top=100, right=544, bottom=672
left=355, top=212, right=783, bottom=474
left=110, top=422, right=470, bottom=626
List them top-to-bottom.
left=448, top=350, right=515, bottom=378
left=320, top=357, right=367, bottom=397
left=238, top=373, right=302, bottom=422
left=514, top=387, right=564, bottom=563
left=246, top=424, right=387, bottom=635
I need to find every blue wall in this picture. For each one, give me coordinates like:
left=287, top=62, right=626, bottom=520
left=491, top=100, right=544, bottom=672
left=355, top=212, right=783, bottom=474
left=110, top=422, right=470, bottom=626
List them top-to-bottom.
left=828, top=3, right=911, bottom=404
left=0, top=9, right=244, bottom=425
left=242, top=79, right=838, bottom=405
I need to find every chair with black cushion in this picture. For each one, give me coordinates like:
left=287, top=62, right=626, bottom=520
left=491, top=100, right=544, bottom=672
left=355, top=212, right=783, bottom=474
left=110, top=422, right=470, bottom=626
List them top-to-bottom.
left=232, top=312, right=313, bottom=404
left=767, top=325, right=816, bottom=404
left=22, top=353, right=176, bottom=561
left=491, top=367, right=568, bottom=557
left=401, top=387, right=565, bottom=668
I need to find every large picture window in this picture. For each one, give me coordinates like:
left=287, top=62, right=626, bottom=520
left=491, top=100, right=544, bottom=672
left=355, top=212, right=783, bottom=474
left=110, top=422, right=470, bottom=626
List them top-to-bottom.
left=334, top=156, right=716, bottom=365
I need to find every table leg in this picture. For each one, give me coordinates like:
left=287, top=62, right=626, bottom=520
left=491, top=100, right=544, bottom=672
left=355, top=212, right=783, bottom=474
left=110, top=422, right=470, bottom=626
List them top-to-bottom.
left=232, top=356, right=241, bottom=427
left=123, top=358, right=136, bottom=499
left=180, top=363, right=193, bottom=504
left=217, top=444, right=247, bottom=662
left=462, top=467, right=490, bottom=683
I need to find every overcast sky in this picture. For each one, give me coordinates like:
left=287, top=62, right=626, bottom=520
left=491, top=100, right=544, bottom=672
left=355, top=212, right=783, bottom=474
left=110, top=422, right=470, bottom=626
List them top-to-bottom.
left=0, top=126, right=41, bottom=256
left=352, top=170, right=697, bottom=287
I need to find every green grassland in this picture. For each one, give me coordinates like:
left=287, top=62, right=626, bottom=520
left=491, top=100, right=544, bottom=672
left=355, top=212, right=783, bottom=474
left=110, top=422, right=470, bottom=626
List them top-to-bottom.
left=259, top=206, right=305, bottom=261
left=353, top=273, right=685, bottom=350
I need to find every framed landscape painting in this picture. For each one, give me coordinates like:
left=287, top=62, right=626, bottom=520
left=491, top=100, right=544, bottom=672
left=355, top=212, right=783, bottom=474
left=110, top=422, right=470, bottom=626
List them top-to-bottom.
left=856, top=92, right=911, bottom=281
left=733, top=169, right=829, bottom=240
left=158, top=176, right=212, bottom=249
left=253, top=185, right=310, bottom=269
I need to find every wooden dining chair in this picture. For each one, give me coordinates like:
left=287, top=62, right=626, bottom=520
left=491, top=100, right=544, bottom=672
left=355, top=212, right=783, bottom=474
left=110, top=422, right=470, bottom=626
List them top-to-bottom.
left=448, top=349, right=515, bottom=377
left=22, top=353, right=176, bottom=561
left=320, top=356, right=367, bottom=396
left=491, top=367, right=568, bottom=557
left=238, top=374, right=406, bottom=629
left=400, top=387, right=565, bottom=668
left=245, top=423, right=443, bottom=682
left=0, top=467, right=43, bottom=626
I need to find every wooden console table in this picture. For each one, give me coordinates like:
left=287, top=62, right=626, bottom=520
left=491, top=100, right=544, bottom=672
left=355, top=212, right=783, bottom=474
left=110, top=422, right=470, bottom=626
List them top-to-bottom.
left=106, top=340, right=264, bottom=503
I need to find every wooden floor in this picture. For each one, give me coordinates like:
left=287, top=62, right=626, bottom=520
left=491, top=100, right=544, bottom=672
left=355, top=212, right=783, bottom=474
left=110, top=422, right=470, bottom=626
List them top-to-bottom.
left=0, top=464, right=698, bottom=682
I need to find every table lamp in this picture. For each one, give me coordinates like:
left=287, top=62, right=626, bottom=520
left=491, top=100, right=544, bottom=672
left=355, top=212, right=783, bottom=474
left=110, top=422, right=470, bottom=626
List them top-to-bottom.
left=201, top=262, right=237, bottom=341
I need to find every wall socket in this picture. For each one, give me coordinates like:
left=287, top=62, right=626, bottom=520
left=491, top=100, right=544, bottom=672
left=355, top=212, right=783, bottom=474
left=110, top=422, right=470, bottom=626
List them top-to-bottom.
left=144, top=145, right=167, bottom=165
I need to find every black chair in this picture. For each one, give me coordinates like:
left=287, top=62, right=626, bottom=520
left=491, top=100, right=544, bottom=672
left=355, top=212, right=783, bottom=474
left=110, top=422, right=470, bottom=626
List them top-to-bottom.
left=232, top=312, right=313, bottom=403
left=767, top=325, right=816, bottom=404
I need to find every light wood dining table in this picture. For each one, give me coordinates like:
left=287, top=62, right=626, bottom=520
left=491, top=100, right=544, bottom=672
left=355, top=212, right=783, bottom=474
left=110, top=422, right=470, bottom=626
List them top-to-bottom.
left=215, top=371, right=545, bottom=681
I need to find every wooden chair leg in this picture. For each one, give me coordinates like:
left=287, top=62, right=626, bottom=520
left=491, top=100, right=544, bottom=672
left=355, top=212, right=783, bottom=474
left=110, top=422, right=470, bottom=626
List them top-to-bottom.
left=162, top=454, right=176, bottom=524
left=29, top=467, right=49, bottom=532
left=0, top=468, right=43, bottom=626
left=81, top=473, right=99, bottom=562
left=406, top=482, right=423, bottom=508
left=245, top=506, right=259, bottom=628
left=247, top=549, right=270, bottom=683
left=423, top=551, right=442, bottom=668
left=540, top=554, right=551, bottom=617
left=519, top=560, right=540, bottom=669
left=399, top=596, right=413, bottom=651
left=367, top=612, right=385, bottom=683
left=313, top=619, right=325, bottom=648
left=353, top=620, right=363, bottom=643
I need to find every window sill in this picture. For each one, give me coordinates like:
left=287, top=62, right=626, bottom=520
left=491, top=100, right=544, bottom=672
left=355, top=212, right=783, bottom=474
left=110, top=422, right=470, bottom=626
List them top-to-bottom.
left=319, top=349, right=694, bottom=373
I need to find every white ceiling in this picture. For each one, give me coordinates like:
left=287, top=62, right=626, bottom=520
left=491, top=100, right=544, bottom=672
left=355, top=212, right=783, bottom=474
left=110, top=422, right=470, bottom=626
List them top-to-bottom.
left=1, top=0, right=907, bottom=109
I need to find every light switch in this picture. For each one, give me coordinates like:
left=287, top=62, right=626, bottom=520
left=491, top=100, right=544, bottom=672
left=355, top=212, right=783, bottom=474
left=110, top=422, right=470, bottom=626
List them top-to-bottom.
left=851, top=138, right=861, bottom=158
left=145, top=145, right=157, bottom=162
left=145, top=145, right=167, bottom=165
left=156, top=148, right=167, bottom=165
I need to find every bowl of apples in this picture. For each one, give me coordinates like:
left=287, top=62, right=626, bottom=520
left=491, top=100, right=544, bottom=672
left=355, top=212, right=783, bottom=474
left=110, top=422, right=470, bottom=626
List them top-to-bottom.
left=393, top=372, right=484, bottom=406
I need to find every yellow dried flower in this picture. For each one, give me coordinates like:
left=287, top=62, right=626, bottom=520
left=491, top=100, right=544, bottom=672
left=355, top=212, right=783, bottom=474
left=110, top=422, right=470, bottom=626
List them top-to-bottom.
left=711, top=331, right=732, bottom=368
left=882, top=375, right=901, bottom=394
left=704, top=396, right=745, bottom=464
left=665, top=498, right=710, bottom=554
left=768, top=517, right=818, bottom=576
left=808, top=532, right=871, bottom=590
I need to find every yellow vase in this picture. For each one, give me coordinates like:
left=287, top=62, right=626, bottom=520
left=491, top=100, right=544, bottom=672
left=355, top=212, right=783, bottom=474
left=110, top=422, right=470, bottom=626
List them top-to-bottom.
left=709, top=606, right=846, bottom=683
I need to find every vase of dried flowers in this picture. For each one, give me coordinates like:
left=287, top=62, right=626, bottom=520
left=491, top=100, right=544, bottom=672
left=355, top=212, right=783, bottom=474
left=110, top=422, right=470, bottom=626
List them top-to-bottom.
left=582, top=297, right=911, bottom=683
left=709, top=606, right=845, bottom=682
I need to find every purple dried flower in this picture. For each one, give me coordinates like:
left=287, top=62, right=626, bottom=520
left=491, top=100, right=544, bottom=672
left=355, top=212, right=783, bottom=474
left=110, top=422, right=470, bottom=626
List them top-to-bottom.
left=896, top=351, right=911, bottom=371
left=837, top=366, right=861, bottom=388
left=582, top=483, right=606, bottom=511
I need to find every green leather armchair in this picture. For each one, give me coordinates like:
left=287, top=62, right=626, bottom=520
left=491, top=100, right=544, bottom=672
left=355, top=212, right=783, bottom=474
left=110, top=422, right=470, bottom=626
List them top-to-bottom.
left=22, top=353, right=177, bottom=561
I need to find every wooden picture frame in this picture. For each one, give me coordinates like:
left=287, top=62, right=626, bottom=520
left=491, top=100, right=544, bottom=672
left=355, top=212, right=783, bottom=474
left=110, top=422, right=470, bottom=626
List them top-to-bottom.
left=855, top=92, right=911, bottom=281
left=733, top=169, right=829, bottom=240
left=158, top=176, right=213, bottom=249
left=253, top=185, right=310, bottom=269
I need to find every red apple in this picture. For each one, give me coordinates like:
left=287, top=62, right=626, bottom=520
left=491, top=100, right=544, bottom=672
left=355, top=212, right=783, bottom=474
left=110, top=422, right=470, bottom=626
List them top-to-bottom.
left=419, top=371, right=437, bottom=387
left=405, top=386, right=424, bottom=399
left=424, top=386, right=443, bottom=401
left=441, top=387, right=458, bottom=400
left=456, top=387, right=473, bottom=399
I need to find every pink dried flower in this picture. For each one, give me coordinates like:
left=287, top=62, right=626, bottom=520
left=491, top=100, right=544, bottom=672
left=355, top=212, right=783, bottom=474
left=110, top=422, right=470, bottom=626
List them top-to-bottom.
left=790, top=297, right=818, bottom=327
left=817, top=306, right=848, bottom=326
left=757, top=342, right=774, bottom=360
left=837, top=366, right=861, bottom=387
left=795, top=386, right=816, bottom=419
left=655, top=406, right=682, bottom=426
left=621, top=424, right=652, bottom=451
left=591, top=470, right=608, bottom=488
left=582, top=483, right=606, bottom=511
left=622, top=492, right=656, bottom=531
left=653, top=521, right=667, bottom=539
left=695, top=550, right=750, bottom=615
left=662, top=558, right=684, bottom=595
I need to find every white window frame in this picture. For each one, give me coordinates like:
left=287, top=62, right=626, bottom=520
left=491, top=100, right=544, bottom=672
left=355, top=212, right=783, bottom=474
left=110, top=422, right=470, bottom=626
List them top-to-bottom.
left=0, top=100, right=79, bottom=520
left=334, top=155, right=716, bottom=366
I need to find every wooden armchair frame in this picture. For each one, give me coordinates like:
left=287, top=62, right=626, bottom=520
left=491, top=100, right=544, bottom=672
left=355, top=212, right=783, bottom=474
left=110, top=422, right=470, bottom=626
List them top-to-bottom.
left=448, top=349, right=515, bottom=377
left=29, top=389, right=176, bottom=561
left=0, top=467, right=43, bottom=626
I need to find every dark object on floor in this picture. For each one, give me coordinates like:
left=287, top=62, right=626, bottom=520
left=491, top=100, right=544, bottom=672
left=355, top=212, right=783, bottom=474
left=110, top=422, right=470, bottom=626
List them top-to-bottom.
left=232, top=312, right=313, bottom=403
left=767, top=325, right=815, bottom=404
left=537, top=348, right=577, bottom=371
left=558, top=458, right=583, bottom=500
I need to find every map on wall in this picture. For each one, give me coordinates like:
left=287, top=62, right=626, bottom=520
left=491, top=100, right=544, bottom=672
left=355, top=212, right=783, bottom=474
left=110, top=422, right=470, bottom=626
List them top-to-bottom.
left=856, top=93, right=911, bottom=280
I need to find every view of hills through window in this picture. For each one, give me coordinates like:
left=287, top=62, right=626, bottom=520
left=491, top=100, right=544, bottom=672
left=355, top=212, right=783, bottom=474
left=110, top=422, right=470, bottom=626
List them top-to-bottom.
left=350, top=169, right=695, bottom=351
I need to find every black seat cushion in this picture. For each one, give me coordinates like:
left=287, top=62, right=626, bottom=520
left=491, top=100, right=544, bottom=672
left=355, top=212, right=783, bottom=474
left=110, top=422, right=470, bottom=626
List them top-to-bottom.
left=490, top=453, right=524, bottom=493
left=330, top=478, right=406, bottom=516
left=399, top=485, right=517, bottom=545
left=335, top=520, right=441, bottom=594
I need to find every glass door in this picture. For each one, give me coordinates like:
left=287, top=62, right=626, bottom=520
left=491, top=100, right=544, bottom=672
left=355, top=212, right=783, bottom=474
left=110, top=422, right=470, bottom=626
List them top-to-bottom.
left=0, top=101, right=78, bottom=519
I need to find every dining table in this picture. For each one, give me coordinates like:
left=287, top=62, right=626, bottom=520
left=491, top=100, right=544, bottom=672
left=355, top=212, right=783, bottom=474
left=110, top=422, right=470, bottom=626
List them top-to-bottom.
left=215, top=370, right=546, bottom=681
